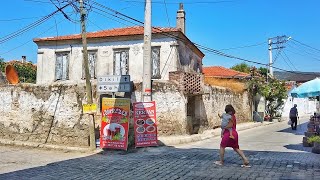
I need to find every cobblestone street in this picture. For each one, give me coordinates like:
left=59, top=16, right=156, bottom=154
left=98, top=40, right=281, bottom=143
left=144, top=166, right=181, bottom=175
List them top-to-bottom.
left=1, top=118, right=319, bottom=180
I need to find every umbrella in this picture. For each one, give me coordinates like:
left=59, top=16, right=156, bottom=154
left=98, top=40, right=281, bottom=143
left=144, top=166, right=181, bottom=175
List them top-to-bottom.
left=291, top=78, right=320, bottom=98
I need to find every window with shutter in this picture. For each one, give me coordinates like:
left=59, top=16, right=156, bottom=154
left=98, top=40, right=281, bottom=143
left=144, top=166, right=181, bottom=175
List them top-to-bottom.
left=151, top=47, right=161, bottom=79
left=113, top=49, right=129, bottom=75
left=82, top=51, right=97, bottom=79
left=55, top=53, right=69, bottom=81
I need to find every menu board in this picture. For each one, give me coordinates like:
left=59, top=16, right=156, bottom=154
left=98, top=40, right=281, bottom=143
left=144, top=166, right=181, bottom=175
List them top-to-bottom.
left=100, top=98, right=130, bottom=150
left=133, top=101, right=158, bottom=147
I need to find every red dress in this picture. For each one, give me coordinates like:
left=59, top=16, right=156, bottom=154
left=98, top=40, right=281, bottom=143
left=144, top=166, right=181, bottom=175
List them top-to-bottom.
left=220, top=114, right=239, bottom=149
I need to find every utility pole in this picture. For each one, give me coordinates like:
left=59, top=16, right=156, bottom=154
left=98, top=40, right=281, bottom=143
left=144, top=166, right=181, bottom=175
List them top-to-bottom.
left=80, top=0, right=95, bottom=150
left=142, top=0, right=152, bottom=102
left=268, top=35, right=288, bottom=77
left=268, top=38, right=273, bottom=77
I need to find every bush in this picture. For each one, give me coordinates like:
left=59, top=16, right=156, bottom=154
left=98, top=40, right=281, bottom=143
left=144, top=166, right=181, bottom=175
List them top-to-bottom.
left=307, top=136, right=320, bottom=144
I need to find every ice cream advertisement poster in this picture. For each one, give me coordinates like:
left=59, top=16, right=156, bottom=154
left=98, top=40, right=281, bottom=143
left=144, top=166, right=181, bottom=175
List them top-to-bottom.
left=100, top=98, right=130, bottom=150
left=133, top=101, right=158, bottom=147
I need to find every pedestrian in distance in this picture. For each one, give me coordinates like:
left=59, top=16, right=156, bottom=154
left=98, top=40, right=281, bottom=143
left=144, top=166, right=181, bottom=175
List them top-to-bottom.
left=214, top=104, right=250, bottom=167
left=289, top=104, right=299, bottom=130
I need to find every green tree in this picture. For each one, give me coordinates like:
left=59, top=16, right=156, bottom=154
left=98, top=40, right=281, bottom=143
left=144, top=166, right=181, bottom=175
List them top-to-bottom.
left=12, top=62, right=37, bottom=83
left=231, top=63, right=251, bottom=73
left=258, top=67, right=268, bottom=78
left=248, top=75, right=287, bottom=119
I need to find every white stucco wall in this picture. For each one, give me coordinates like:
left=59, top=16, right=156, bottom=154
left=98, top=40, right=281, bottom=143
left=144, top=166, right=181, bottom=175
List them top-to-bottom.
left=36, top=38, right=181, bottom=85
left=282, top=97, right=317, bottom=118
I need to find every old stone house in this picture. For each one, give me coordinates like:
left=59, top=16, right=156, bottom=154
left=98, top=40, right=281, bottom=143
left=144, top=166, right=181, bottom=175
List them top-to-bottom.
left=31, top=4, right=207, bottom=142
left=0, top=5, right=252, bottom=148
left=34, top=6, right=203, bottom=85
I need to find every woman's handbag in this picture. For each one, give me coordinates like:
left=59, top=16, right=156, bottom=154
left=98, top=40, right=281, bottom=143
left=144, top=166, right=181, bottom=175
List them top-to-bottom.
left=288, top=119, right=292, bottom=125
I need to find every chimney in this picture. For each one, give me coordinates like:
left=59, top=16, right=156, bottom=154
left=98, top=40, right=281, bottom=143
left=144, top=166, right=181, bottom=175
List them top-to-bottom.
left=176, top=3, right=186, bottom=34
left=21, top=56, right=26, bottom=63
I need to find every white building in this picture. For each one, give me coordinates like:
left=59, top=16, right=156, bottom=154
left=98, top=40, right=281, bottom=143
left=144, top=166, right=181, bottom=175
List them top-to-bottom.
left=33, top=5, right=204, bottom=85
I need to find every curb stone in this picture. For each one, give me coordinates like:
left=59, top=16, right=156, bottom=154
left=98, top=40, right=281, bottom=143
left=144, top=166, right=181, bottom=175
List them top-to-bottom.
left=0, top=120, right=281, bottom=152
left=158, top=121, right=276, bottom=146
left=0, top=139, right=93, bottom=153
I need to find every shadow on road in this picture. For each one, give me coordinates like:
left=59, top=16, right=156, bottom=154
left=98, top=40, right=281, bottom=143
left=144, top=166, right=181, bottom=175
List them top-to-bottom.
left=277, top=122, right=307, bottom=135
left=1, top=145, right=319, bottom=179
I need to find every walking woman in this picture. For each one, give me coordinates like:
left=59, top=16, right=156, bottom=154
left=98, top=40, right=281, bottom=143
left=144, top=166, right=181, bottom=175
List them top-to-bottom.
left=214, top=104, right=250, bottom=167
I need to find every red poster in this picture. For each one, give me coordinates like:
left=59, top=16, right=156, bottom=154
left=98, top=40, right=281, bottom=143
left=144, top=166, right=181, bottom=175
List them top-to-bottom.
left=100, top=98, right=130, bottom=150
left=133, top=101, right=158, bottom=147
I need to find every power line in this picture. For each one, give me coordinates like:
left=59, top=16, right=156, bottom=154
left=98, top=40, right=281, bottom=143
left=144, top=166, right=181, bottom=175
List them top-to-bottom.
left=23, top=0, right=53, bottom=4
left=120, top=0, right=234, bottom=4
left=163, top=0, right=171, bottom=27
left=78, top=1, right=319, bottom=76
left=89, top=1, right=312, bottom=75
left=0, top=3, right=71, bottom=44
left=92, top=10, right=132, bottom=26
left=0, top=15, right=49, bottom=22
left=0, top=17, right=69, bottom=56
left=291, top=38, right=320, bottom=53
left=287, top=41, right=320, bottom=59
left=218, top=42, right=266, bottom=51
left=286, top=44, right=320, bottom=62
left=282, top=51, right=298, bottom=71
left=279, top=53, right=294, bottom=71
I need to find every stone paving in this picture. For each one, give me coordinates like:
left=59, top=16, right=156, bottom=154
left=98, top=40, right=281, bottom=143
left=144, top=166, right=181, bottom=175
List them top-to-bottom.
left=1, top=118, right=320, bottom=180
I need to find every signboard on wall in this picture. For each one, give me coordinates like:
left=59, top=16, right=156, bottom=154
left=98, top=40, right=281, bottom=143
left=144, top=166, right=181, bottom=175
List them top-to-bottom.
left=97, top=75, right=131, bottom=93
left=100, top=98, right=130, bottom=150
left=133, top=101, right=158, bottom=147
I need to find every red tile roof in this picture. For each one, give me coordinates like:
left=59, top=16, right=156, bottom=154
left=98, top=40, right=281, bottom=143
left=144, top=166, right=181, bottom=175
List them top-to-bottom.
left=33, top=26, right=180, bottom=42
left=203, top=66, right=250, bottom=78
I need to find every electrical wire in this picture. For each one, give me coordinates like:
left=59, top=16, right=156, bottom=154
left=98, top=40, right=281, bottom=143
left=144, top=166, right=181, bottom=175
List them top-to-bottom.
left=119, top=0, right=234, bottom=4
left=163, top=0, right=171, bottom=27
left=90, top=1, right=319, bottom=75
left=0, top=3, right=71, bottom=44
left=0, top=17, right=70, bottom=56
left=291, top=38, right=320, bottom=53
left=287, top=41, right=320, bottom=59
left=218, top=42, right=266, bottom=51
left=286, top=44, right=320, bottom=62
left=282, top=51, right=298, bottom=71
left=279, top=53, right=294, bottom=71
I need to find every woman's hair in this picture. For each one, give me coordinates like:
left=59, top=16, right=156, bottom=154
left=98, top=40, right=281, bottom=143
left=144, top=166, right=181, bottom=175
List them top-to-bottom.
left=225, top=104, right=236, bottom=114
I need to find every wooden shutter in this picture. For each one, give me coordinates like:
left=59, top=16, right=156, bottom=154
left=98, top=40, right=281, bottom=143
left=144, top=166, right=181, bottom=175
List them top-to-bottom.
left=151, top=47, right=160, bottom=79
left=120, top=51, right=129, bottom=75
left=83, top=52, right=97, bottom=79
left=89, top=52, right=96, bottom=78
left=114, top=52, right=121, bottom=75
left=55, top=54, right=63, bottom=80
left=62, top=54, right=69, bottom=80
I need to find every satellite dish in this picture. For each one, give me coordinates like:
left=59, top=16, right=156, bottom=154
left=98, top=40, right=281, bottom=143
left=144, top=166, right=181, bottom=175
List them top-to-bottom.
left=5, top=64, right=19, bottom=85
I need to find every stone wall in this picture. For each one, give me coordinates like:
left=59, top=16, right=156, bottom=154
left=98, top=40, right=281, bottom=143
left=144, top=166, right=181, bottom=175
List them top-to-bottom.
left=0, top=82, right=252, bottom=148
left=0, top=84, right=91, bottom=147
left=200, top=85, right=252, bottom=131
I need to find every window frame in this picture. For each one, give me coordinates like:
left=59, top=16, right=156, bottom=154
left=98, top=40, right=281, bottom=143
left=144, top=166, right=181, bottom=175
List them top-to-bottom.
left=151, top=46, right=161, bottom=79
left=113, top=49, right=129, bottom=75
left=82, top=51, right=98, bottom=79
left=55, top=52, right=70, bottom=81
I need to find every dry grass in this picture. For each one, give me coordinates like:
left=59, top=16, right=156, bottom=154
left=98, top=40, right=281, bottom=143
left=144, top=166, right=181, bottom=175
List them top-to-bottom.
left=205, top=77, right=246, bottom=93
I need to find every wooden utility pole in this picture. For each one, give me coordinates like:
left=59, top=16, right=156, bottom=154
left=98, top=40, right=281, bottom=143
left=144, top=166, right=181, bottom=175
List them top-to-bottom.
left=79, top=0, right=95, bottom=150
left=142, top=0, right=152, bottom=102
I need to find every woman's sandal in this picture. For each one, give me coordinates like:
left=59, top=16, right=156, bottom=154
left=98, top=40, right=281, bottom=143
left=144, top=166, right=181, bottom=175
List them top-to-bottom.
left=214, top=161, right=223, bottom=166
left=241, top=161, right=251, bottom=168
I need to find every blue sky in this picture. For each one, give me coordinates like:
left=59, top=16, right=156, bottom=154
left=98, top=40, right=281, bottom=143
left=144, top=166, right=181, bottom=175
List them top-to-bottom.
left=1, top=0, right=320, bottom=72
